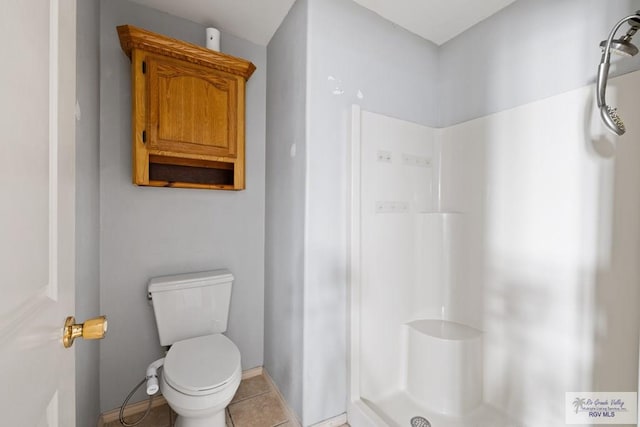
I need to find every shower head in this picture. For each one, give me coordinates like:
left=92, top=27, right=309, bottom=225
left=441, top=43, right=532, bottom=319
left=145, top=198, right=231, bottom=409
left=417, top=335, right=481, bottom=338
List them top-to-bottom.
left=597, top=11, right=640, bottom=135
left=599, top=37, right=639, bottom=57
left=601, top=105, right=626, bottom=136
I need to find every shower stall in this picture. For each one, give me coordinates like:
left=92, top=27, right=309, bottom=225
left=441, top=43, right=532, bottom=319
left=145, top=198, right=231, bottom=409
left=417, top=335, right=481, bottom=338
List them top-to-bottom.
left=349, top=62, right=640, bottom=425
left=348, top=106, right=511, bottom=427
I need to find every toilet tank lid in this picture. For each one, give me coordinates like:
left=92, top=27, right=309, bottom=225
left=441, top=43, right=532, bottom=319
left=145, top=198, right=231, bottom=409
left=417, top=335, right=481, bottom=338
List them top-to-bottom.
left=148, top=269, right=233, bottom=294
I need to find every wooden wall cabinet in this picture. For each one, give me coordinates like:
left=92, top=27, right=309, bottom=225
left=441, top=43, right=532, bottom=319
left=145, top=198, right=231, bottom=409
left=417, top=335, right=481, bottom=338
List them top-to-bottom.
left=117, top=25, right=255, bottom=190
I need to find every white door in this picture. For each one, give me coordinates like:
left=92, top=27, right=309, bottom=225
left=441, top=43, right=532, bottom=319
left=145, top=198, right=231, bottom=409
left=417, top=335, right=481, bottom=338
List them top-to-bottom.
left=0, top=0, right=77, bottom=426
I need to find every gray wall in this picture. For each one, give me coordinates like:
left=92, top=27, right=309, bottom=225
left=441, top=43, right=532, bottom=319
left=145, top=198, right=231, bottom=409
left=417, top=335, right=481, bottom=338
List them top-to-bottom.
left=76, top=0, right=101, bottom=425
left=87, top=0, right=640, bottom=419
left=99, top=0, right=266, bottom=411
left=265, top=0, right=308, bottom=420
left=282, top=0, right=640, bottom=423
left=303, top=0, right=439, bottom=424
left=438, top=0, right=640, bottom=126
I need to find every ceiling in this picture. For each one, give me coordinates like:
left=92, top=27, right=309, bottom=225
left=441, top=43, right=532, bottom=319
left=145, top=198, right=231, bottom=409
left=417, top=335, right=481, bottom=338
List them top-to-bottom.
left=128, top=0, right=297, bottom=46
left=130, top=0, right=517, bottom=46
left=353, top=0, right=517, bottom=45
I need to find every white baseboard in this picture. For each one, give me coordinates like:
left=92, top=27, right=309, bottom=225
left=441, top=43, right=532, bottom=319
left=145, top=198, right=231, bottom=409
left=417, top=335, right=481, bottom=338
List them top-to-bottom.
left=241, top=365, right=263, bottom=380
left=262, top=368, right=303, bottom=427
left=262, top=369, right=348, bottom=427
left=97, top=395, right=168, bottom=426
left=310, top=413, right=349, bottom=427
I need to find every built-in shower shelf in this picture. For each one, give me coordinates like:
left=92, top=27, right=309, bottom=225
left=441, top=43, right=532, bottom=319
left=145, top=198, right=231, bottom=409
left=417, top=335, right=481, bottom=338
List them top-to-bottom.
left=373, top=206, right=467, bottom=215
left=416, top=211, right=464, bottom=215
left=406, top=319, right=481, bottom=340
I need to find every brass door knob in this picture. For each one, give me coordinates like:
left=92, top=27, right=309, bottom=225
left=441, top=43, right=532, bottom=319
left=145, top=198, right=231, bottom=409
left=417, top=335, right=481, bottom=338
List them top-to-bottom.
left=63, top=315, right=108, bottom=348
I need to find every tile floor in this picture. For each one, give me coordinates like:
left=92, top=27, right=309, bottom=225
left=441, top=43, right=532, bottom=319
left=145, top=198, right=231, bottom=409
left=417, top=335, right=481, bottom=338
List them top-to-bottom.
left=106, top=373, right=347, bottom=427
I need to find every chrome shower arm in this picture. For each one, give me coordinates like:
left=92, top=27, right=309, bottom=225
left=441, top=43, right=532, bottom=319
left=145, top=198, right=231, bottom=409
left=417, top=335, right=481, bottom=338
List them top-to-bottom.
left=597, top=11, right=640, bottom=135
left=601, top=14, right=640, bottom=63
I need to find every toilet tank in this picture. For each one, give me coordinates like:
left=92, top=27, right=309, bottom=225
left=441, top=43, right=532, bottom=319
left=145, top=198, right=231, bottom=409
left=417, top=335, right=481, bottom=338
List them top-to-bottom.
left=148, top=269, right=233, bottom=346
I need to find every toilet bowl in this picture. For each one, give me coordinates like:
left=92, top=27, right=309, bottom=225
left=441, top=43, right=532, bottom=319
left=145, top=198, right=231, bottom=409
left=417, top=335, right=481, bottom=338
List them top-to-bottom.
left=161, top=334, right=241, bottom=427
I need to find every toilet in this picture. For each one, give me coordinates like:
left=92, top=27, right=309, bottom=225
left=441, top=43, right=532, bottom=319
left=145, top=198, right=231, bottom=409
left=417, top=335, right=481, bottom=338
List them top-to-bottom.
left=148, top=270, right=241, bottom=427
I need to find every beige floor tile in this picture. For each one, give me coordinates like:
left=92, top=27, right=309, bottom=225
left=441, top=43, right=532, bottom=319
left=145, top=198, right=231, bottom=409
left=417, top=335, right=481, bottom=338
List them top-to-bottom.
left=104, top=373, right=295, bottom=427
left=232, top=375, right=272, bottom=403
left=228, top=390, right=288, bottom=427
left=104, top=403, right=172, bottom=427
left=226, top=407, right=234, bottom=427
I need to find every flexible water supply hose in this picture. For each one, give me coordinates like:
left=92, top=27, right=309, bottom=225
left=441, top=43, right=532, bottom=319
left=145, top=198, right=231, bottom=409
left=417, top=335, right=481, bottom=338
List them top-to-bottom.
left=118, top=358, right=165, bottom=426
left=118, top=378, right=154, bottom=427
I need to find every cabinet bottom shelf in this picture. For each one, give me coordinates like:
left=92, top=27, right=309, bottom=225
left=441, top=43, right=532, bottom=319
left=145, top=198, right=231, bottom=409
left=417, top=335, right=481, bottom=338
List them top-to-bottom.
left=137, top=154, right=243, bottom=190
left=149, top=162, right=234, bottom=186
left=147, top=180, right=237, bottom=190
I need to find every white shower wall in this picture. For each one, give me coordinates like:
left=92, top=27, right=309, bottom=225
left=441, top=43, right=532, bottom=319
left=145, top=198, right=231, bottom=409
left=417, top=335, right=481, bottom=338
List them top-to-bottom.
left=352, top=69, right=640, bottom=426
left=438, top=70, right=640, bottom=425
left=358, top=111, right=475, bottom=403
left=359, top=111, right=436, bottom=400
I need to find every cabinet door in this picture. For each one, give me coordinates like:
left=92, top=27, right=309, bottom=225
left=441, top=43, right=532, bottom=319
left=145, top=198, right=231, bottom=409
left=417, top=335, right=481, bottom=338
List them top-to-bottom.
left=147, top=54, right=241, bottom=158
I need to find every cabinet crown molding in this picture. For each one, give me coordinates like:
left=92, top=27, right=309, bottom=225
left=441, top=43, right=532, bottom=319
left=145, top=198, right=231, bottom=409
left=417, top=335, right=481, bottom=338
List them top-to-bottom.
left=117, top=24, right=256, bottom=80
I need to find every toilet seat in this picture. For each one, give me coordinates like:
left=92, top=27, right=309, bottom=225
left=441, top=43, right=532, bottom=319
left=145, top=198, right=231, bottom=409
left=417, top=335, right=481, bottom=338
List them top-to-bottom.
left=163, top=334, right=241, bottom=396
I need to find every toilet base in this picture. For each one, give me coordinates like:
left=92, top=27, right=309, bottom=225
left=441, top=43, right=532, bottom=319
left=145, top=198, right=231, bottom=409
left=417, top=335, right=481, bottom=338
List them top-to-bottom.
left=161, top=362, right=241, bottom=427
left=174, top=410, right=225, bottom=427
